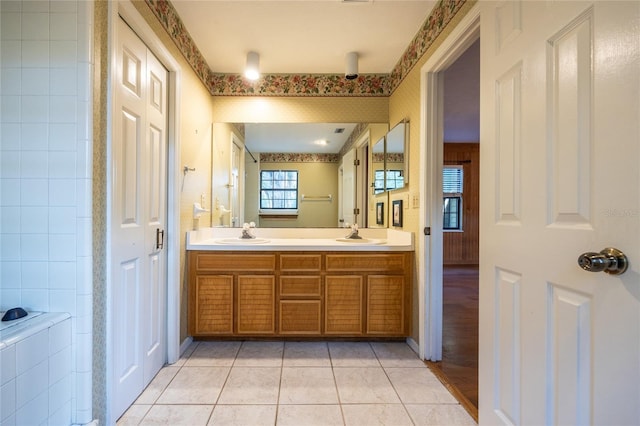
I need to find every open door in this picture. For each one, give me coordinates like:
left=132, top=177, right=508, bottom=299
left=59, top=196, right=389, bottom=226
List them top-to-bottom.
left=479, top=1, right=639, bottom=424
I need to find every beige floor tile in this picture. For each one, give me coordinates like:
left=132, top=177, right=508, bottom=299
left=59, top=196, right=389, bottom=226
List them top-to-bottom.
left=171, top=341, right=200, bottom=367
left=185, top=341, right=241, bottom=367
left=235, top=341, right=284, bottom=367
left=283, top=341, right=331, bottom=367
left=328, top=342, right=379, bottom=367
left=370, top=342, right=425, bottom=368
left=156, top=366, right=229, bottom=404
left=135, top=367, right=180, bottom=405
left=217, top=367, right=281, bottom=404
left=279, top=367, right=338, bottom=404
left=333, top=367, right=400, bottom=404
left=385, top=367, right=458, bottom=404
left=117, top=404, right=151, bottom=425
left=139, top=404, right=213, bottom=425
left=276, top=404, right=344, bottom=426
left=342, top=404, right=413, bottom=426
left=405, top=404, right=477, bottom=425
left=208, top=405, right=277, bottom=426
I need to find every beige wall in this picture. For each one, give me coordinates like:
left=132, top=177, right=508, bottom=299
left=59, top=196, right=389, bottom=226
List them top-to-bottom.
left=212, top=96, right=388, bottom=123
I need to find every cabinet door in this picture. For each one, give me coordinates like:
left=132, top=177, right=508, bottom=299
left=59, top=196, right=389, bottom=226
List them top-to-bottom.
left=191, top=275, right=234, bottom=335
left=237, top=275, right=275, bottom=334
left=366, top=275, right=405, bottom=335
left=325, top=276, right=363, bottom=335
left=279, top=300, right=322, bottom=335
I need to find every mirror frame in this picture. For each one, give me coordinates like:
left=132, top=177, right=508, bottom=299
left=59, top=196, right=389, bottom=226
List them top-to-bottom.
left=385, top=119, right=409, bottom=192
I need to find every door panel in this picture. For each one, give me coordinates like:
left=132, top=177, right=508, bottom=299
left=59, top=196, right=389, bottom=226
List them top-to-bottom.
left=479, top=1, right=639, bottom=424
left=113, top=17, right=168, bottom=420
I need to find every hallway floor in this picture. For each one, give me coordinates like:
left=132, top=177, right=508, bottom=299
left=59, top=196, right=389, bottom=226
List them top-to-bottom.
left=428, top=265, right=479, bottom=419
left=117, top=340, right=476, bottom=425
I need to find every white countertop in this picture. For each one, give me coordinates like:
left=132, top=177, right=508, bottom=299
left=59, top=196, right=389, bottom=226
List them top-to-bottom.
left=186, top=227, right=414, bottom=251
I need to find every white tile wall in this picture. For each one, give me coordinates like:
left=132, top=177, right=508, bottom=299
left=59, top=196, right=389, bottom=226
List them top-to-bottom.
left=0, top=1, right=93, bottom=424
left=1, top=315, right=72, bottom=424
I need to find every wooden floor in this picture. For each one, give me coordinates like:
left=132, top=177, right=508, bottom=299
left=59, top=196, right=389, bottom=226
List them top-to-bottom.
left=428, top=265, right=479, bottom=420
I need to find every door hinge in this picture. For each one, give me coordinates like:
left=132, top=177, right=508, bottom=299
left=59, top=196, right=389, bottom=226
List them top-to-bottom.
left=354, top=159, right=360, bottom=166
left=353, top=208, right=360, bottom=215
left=424, top=227, right=431, bottom=236
left=156, top=228, right=165, bottom=250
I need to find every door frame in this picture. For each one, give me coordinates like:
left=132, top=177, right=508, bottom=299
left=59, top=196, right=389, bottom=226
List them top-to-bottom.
left=106, top=0, right=182, bottom=421
left=418, top=5, right=480, bottom=361
left=355, top=130, right=371, bottom=228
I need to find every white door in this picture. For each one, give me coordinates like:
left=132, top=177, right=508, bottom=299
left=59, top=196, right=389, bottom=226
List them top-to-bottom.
left=479, top=1, right=639, bottom=425
left=112, top=17, right=168, bottom=419
left=230, top=136, right=244, bottom=227
left=341, top=149, right=356, bottom=226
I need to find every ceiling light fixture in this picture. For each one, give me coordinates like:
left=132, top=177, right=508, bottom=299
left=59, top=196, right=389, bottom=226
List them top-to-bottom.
left=245, top=51, right=260, bottom=80
left=345, top=51, right=359, bottom=80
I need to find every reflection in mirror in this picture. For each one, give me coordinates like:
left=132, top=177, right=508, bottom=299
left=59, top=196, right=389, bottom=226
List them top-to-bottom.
left=386, top=120, right=409, bottom=191
left=223, top=122, right=387, bottom=228
left=372, top=136, right=385, bottom=195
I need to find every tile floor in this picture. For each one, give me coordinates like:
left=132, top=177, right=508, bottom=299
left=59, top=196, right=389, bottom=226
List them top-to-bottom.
left=117, top=341, right=477, bottom=426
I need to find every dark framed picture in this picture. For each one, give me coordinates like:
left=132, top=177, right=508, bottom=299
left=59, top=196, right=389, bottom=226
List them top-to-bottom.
left=392, top=199, right=403, bottom=227
left=376, top=202, right=384, bottom=225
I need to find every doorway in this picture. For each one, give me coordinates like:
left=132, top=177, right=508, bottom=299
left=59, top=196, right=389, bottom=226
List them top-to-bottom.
left=418, top=6, right=480, bottom=421
left=436, top=39, right=480, bottom=411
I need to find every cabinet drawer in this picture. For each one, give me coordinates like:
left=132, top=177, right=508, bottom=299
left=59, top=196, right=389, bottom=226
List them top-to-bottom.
left=195, top=253, right=276, bottom=271
left=326, top=253, right=406, bottom=272
left=280, top=254, right=322, bottom=271
left=280, top=276, right=322, bottom=297
left=279, top=301, right=321, bottom=334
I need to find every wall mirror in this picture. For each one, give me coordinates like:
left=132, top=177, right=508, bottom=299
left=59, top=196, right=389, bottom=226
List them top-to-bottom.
left=385, top=120, right=409, bottom=191
left=212, top=122, right=387, bottom=228
left=372, top=136, right=386, bottom=195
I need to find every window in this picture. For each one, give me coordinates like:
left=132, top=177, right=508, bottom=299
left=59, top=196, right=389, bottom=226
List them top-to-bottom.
left=443, top=166, right=463, bottom=230
left=385, top=169, right=404, bottom=191
left=260, top=170, right=298, bottom=210
left=373, top=170, right=385, bottom=194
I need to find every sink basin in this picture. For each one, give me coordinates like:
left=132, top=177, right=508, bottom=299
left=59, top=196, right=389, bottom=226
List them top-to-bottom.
left=215, top=237, right=270, bottom=244
left=335, top=238, right=384, bottom=245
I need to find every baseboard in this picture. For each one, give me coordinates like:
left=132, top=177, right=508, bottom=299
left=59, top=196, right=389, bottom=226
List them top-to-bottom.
left=179, top=336, right=194, bottom=357
left=406, top=337, right=420, bottom=357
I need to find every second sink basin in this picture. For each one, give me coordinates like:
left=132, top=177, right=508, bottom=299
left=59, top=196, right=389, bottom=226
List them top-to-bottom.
left=215, top=237, right=270, bottom=244
left=335, top=238, right=384, bottom=245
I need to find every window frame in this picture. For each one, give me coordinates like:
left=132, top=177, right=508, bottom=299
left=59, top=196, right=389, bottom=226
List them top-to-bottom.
left=443, top=165, right=463, bottom=231
left=259, top=169, right=299, bottom=213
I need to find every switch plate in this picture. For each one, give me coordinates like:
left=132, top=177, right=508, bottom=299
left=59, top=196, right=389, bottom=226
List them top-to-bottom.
left=411, top=192, right=419, bottom=208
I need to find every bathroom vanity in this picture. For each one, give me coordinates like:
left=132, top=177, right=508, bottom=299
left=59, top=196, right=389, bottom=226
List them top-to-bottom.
left=186, top=228, right=414, bottom=339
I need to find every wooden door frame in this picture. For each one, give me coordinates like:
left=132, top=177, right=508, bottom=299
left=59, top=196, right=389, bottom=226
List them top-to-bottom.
left=107, top=1, right=182, bottom=422
left=418, top=6, right=480, bottom=361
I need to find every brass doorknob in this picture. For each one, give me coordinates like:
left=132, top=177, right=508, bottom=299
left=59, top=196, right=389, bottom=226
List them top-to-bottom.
left=577, top=247, right=628, bottom=275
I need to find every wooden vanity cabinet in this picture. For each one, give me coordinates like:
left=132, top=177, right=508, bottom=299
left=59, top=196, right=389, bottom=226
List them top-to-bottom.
left=188, top=250, right=412, bottom=338
left=188, top=252, right=276, bottom=336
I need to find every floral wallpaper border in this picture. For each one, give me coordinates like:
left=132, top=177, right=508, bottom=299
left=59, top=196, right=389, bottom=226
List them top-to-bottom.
left=144, top=0, right=467, bottom=97
left=260, top=153, right=340, bottom=163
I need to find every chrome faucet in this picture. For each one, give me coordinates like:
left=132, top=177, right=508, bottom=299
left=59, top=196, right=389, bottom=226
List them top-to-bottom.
left=241, top=222, right=256, bottom=239
left=344, top=224, right=362, bottom=239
